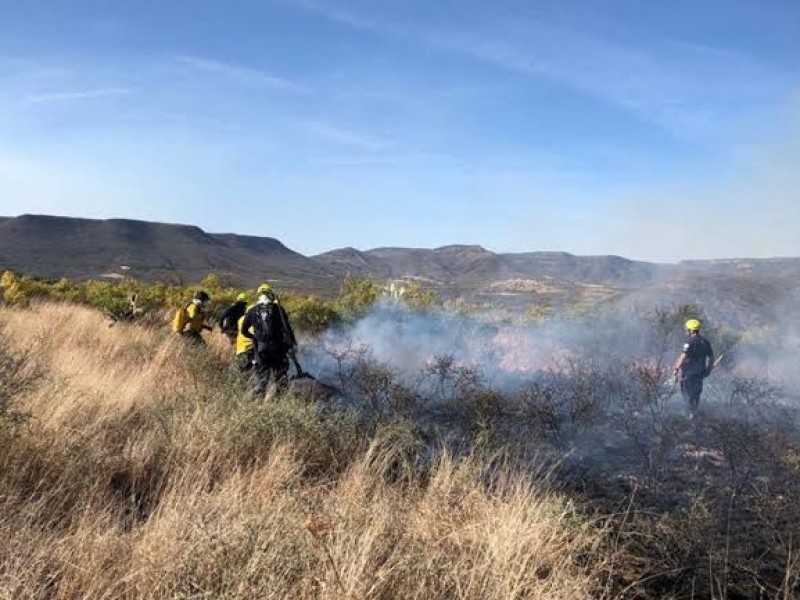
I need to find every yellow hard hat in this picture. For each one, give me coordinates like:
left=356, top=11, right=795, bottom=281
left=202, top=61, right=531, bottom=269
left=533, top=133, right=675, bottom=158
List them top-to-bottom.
left=257, top=283, right=272, bottom=295
left=236, top=293, right=249, bottom=302
left=685, top=319, right=701, bottom=332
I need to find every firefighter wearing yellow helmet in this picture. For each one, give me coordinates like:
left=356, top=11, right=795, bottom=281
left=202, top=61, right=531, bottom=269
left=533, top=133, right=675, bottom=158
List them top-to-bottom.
left=241, top=283, right=297, bottom=396
left=257, top=283, right=275, bottom=299
left=673, top=318, right=715, bottom=417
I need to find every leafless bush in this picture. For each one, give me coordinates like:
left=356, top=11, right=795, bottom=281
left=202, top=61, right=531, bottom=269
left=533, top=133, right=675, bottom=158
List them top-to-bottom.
left=325, top=343, right=370, bottom=390
left=323, top=346, right=420, bottom=420
left=423, top=354, right=483, bottom=406
left=351, top=358, right=406, bottom=419
left=513, top=366, right=610, bottom=448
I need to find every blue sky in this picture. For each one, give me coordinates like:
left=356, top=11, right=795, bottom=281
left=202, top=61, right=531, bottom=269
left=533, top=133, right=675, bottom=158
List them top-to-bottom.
left=0, top=0, right=798, bottom=260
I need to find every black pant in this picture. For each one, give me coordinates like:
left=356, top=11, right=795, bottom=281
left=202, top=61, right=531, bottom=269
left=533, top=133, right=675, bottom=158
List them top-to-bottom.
left=249, top=353, right=289, bottom=397
left=681, top=375, right=704, bottom=415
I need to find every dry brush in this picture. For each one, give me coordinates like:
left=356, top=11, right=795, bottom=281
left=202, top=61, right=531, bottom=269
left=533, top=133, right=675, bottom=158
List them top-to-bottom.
left=0, top=302, right=608, bottom=599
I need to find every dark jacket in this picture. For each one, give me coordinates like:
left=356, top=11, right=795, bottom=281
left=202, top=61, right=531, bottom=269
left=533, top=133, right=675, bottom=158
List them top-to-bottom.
left=219, top=301, right=248, bottom=335
left=241, top=301, right=297, bottom=357
left=681, top=334, right=714, bottom=378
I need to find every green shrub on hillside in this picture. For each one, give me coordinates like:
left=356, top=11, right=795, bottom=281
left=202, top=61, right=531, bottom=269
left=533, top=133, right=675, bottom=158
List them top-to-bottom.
left=0, top=271, right=28, bottom=307
left=1, top=271, right=433, bottom=334
left=336, top=274, right=381, bottom=319
left=401, top=282, right=438, bottom=310
left=281, top=296, right=341, bottom=335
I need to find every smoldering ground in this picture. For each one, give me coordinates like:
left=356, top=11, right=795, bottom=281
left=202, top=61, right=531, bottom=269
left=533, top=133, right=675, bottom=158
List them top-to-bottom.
left=296, top=298, right=800, bottom=481
left=300, top=298, right=800, bottom=399
left=296, top=300, right=800, bottom=598
left=303, top=300, right=658, bottom=389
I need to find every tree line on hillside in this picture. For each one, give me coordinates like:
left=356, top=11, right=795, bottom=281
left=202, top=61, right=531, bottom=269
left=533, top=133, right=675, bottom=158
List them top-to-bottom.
left=0, top=271, right=437, bottom=334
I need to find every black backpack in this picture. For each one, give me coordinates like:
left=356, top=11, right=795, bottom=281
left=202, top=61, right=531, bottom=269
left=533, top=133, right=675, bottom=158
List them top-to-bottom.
left=251, top=303, right=285, bottom=355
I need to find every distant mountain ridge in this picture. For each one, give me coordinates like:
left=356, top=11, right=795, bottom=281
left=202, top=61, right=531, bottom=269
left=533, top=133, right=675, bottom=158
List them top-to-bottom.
left=1, top=214, right=799, bottom=327
left=0, top=215, right=335, bottom=293
left=316, top=244, right=520, bottom=285
left=314, top=245, right=664, bottom=288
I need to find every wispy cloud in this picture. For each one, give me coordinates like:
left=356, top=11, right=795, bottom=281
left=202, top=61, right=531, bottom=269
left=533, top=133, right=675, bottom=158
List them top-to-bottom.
left=277, top=0, right=391, bottom=34
left=282, top=0, right=793, bottom=138
left=431, top=22, right=791, bottom=136
left=431, top=24, right=677, bottom=125
left=175, top=55, right=307, bottom=92
left=24, top=87, right=133, bottom=103
left=305, top=121, right=392, bottom=151
left=306, top=151, right=461, bottom=167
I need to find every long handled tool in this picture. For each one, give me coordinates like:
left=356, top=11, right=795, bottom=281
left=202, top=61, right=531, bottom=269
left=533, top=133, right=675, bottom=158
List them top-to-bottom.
left=272, top=294, right=316, bottom=381
left=289, top=349, right=316, bottom=381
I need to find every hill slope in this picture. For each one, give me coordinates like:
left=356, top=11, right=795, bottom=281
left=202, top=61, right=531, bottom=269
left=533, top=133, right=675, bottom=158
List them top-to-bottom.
left=2, top=214, right=799, bottom=325
left=0, top=215, right=336, bottom=293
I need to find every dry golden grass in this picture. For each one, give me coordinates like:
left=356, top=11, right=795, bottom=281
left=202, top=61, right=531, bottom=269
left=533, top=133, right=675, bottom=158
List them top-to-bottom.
left=0, top=302, right=610, bottom=599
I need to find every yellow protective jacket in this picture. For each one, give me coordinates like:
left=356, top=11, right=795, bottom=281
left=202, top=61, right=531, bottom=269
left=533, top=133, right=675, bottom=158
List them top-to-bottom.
left=183, top=303, right=207, bottom=333
left=235, top=309, right=255, bottom=356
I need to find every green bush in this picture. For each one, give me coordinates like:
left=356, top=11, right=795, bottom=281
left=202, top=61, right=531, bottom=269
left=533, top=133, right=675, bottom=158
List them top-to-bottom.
left=0, top=270, right=438, bottom=334
left=1, top=271, right=31, bottom=307
left=336, top=274, right=380, bottom=319
left=401, top=282, right=439, bottom=310
left=281, top=296, right=342, bottom=335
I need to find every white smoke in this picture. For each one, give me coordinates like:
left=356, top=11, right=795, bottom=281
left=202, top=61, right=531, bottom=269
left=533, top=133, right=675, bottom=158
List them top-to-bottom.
left=300, top=298, right=800, bottom=399
left=302, top=300, right=647, bottom=389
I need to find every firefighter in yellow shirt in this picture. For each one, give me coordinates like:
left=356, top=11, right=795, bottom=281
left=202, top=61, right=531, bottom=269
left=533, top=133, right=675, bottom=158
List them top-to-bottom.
left=172, top=290, right=212, bottom=343
left=235, top=309, right=256, bottom=372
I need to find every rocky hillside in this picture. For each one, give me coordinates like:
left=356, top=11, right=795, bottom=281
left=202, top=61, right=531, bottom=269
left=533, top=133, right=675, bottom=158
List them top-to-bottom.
left=2, top=214, right=799, bottom=325
left=0, top=215, right=336, bottom=294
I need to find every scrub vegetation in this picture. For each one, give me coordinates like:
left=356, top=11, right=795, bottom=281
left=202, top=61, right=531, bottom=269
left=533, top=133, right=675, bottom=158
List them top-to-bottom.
left=0, top=270, right=435, bottom=334
left=1, top=275, right=799, bottom=599
left=0, top=303, right=607, bottom=599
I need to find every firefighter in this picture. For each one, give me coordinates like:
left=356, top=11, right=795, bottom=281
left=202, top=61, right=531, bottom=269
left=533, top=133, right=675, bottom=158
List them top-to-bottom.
left=240, top=284, right=297, bottom=397
left=172, top=290, right=212, bottom=343
left=219, top=293, right=249, bottom=346
left=235, top=311, right=255, bottom=373
left=673, top=318, right=715, bottom=417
